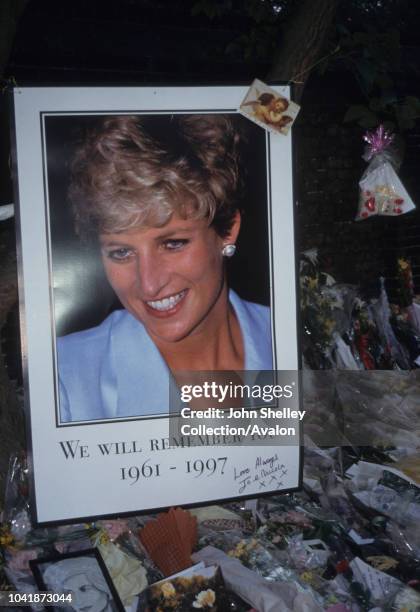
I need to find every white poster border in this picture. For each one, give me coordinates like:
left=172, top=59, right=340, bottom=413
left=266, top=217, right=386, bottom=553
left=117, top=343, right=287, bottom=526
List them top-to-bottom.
left=12, top=85, right=301, bottom=525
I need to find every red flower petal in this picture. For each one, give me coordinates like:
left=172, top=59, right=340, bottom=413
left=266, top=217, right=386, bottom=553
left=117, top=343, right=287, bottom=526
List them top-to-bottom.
left=336, top=559, right=350, bottom=573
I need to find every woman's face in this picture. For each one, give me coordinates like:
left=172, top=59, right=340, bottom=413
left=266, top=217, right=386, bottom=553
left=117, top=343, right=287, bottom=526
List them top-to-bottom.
left=272, top=99, right=287, bottom=112
left=100, top=213, right=240, bottom=345
left=63, top=573, right=109, bottom=612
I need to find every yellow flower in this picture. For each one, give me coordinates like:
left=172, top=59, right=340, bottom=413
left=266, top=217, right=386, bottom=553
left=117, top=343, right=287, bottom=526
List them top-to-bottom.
left=376, top=184, right=395, bottom=196
left=307, top=277, right=319, bottom=290
left=324, top=319, right=335, bottom=335
left=0, top=526, right=14, bottom=548
left=95, top=528, right=110, bottom=546
left=0, top=535, right=14, bottom=547
left=228, top=540, right=247, bottom=558
left=228, top=548, right=241, bottom=558
left=366, top=555, right=398, bottom=571
left=300, top=571, right=314, bottom=583
left=161, top=582, right=176, bottom=598
left=193, top=589, right=216, bottom=608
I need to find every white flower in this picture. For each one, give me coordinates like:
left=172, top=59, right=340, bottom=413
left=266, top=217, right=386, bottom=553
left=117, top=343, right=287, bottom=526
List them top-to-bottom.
left=0, top=204, right=14, bottom=221
left=302, top=248, right=318, bottom=265
left=323, top=273, right=336, bottom=287
left=323, top=286, right=344, bottom=309
left=354, top=297, right=366, bottom=310
left=161, top=582, right=176, bottom=598
left=192, top=589, right=216, bottom=608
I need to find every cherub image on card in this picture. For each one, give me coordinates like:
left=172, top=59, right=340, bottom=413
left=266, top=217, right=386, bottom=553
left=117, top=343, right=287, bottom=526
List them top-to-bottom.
left=239, top=79, right=300, bottom=136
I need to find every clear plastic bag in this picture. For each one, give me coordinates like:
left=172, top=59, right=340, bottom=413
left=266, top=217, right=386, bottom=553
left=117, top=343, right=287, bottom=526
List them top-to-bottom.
left=356, top=126, right=415, bottom=220
left=2, top=452, right=32, bottom=544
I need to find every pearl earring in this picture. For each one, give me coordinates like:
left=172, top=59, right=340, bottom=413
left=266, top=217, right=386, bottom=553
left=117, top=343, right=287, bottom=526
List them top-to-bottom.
left=222, top=244, right=236, bottom=257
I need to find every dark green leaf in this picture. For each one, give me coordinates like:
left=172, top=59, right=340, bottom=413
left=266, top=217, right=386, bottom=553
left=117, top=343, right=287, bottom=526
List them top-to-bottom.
left=191, top=0, right=231, bottom=18
left=336, top=23, right=351, bottom=37
left=352, top=32, right=370, bottom=46
left=356, top=59, right=377, bottom=92
left=375, top=74, right=394, bottom=89
left=379, top=90, right=398, bottom=106
left=405, top=96, right=420, bottom=113
left=369, top=97, right=383, bottom=112
left=344, top=104, right=372, bottom=122
left=358, top=111, right=380, bottom=128
left=383, top=120, right=396, bottom=132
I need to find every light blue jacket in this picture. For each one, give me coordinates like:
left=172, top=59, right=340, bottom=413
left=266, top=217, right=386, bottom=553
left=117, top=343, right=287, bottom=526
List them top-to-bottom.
left=57, top=291, right=273, bottom=423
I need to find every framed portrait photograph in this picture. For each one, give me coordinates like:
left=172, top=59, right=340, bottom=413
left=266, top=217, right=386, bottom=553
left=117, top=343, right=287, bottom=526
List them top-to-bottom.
left=12, top=85, right=301, bottom=524
left=30, top=548, right=124, bottom=612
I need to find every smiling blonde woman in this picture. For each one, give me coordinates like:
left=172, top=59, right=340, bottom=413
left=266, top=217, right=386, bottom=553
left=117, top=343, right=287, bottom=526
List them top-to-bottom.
left=57, top=114, right=273, bottom=422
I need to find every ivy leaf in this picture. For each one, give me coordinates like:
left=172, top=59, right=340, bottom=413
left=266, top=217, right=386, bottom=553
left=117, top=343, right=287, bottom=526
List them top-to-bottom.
left=191, top=0, right=232, bottom=18
left=245, top=0, right=275, bottom=24
left=336, top=23, right=351, bottom=37
left=352, top=31, right=371, bottom=46
left=356, top=59, right=377, bottom=92
left=375, top=73, right=394, bottom=89
left=379, top=90, right=398, bottom=106
left=405, top=95, right=420, bottom=114
left=369, top=97, right=383, bottom=112
left=395, top=100, right=418, bottom=131
left=343, top=104, right=379, bottom=128
left=344, top=104, right=376, bottom=124
left=358, top=111, right=380, bottom=128
left=383, top=120, right=396, bottom=132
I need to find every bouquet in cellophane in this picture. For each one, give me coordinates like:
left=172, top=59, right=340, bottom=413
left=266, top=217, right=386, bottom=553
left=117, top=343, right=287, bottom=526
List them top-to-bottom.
left=356, top=125, right=415, bottom=220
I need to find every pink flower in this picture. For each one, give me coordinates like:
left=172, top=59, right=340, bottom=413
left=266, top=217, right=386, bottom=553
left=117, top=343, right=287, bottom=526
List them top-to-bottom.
left=285, top=510, right=311, bottom=524
left=100, top=519, right=129, bottom=540
left=55, top=541, right=68, bottom=554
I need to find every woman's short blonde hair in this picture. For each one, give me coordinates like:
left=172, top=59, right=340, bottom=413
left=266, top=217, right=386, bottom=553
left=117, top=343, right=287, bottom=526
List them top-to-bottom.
left=69, top=114, right=243, bottom=241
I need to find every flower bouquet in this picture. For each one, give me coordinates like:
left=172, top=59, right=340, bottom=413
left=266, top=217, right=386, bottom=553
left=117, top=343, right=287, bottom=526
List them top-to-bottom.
left=356, top=125, right=415, bottom=220
left=144, top=564, right=251, bottom=611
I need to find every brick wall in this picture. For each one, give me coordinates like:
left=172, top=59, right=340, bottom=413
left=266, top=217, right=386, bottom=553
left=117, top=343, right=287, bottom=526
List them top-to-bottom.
left=295, top=80, right=420, bottom=301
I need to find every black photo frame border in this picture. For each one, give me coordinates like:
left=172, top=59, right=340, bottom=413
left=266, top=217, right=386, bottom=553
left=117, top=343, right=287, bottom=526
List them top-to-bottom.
left=29, top=547, right=125, bottom=612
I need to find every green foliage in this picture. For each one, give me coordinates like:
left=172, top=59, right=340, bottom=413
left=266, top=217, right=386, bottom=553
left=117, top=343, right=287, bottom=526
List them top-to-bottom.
left=191, top=0, right=420, bottom=132
left=191, top=0, right=232, bottom=19
left=192, top=0, right=294, bottom=61
left=192, top=0, right=291, bottom=23
left=229, top=24, right=278, bottom=60
left=335, top=26, right=420, bottom=131
left=337, top=27, right=400, bottom=91
left=343, top=95, right=420, bottom=132
left=343, top=104, right=376, bottom=127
